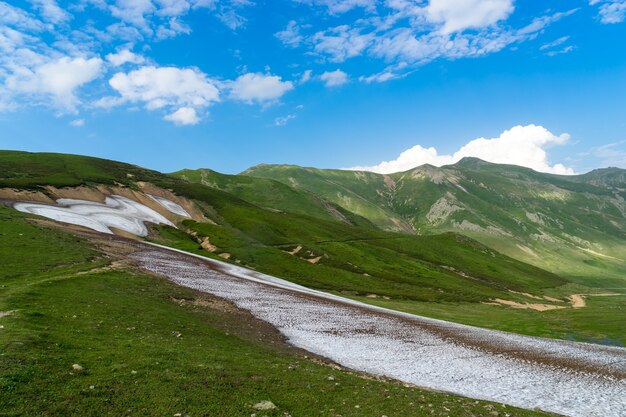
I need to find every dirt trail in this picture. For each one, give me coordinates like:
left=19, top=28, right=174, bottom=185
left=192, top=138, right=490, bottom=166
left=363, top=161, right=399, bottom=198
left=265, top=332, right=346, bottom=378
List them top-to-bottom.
left=127, top=241, right=626, bottom=417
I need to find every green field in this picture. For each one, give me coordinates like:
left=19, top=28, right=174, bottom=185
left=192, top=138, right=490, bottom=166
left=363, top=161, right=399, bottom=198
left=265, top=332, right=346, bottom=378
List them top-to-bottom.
left=0, top=208, right=551, bottom=416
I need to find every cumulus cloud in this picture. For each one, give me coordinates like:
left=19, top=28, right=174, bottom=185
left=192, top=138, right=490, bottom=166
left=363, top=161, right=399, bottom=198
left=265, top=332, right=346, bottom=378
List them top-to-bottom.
left=427, top=0, right=514, bottom=34
left=105, top=48, right=145, bottom=66
left=5, top=56, right=103, bottom=112
left=100, top=65, right=219, bottom=124
left=319, top=69, right=348, bottom=87
left=229, top=72, right=294, bottom=104
left=163, top=106, right=199, bottom=125
left=349, top=125, right=575, bottom=175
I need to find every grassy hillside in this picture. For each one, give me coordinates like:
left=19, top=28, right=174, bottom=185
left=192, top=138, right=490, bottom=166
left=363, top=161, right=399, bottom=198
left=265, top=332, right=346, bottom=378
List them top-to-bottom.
left=1, top=150, right=623, bottom=344
left=244, top=158, right=626, bottom=285
left=171, top=168, right=375, bottom=228
left=1, top=208, right=552, bottom=416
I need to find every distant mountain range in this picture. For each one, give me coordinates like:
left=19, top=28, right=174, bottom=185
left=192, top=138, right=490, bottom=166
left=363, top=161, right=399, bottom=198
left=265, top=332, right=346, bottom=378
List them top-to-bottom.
left=175, top=157, right=626, bottom=285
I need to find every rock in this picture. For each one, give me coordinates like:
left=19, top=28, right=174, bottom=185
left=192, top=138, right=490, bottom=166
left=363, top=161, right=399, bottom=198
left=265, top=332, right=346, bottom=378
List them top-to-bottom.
left=72, top=364, right=83, bottom=371
left=327, top=376, right=335, bottom=381
left=253, top=401, right=277, bottom=410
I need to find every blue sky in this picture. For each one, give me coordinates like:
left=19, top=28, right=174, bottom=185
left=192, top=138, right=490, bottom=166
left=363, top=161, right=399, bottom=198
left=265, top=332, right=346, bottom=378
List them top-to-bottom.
left=0, top=0, right=625, bottom=174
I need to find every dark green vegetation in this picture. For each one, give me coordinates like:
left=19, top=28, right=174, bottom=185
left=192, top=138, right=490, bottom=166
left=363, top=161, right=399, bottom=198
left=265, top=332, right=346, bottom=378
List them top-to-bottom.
left=1, top=150, right=625, bottom=345
left=0, top=207, right=550, bottom=417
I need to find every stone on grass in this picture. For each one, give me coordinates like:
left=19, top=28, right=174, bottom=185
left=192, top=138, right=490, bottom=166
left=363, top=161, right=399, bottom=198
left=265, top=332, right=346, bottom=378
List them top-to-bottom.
left=253, top=400, right=277, bottom=410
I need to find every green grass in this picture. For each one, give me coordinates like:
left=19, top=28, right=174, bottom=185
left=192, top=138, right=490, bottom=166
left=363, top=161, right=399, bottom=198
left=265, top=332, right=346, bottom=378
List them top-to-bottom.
left=0, top=209, right=550, bottom=416
left=352, top=294, right=625, bottom=346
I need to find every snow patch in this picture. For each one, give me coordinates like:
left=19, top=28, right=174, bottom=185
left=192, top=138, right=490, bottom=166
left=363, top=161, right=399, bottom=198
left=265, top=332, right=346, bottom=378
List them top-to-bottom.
left=148, top=195, right=190, bottom=217
left=14, top=196, right=174, bottom=236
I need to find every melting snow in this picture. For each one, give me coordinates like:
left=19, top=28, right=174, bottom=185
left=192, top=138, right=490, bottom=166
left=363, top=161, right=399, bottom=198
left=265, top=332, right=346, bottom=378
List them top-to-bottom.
left=148, top=195, right=190, bottom=217
left=14, top=196, right=174, bottom=236
left=133, top=244, right=626, bottom=417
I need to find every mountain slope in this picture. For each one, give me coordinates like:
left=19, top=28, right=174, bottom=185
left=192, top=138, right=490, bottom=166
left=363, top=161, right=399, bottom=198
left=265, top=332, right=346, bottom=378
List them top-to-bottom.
left=1, top=150, right=623, bottom=344
left=244, top=158, right=626, bottom=285
left=170, top=168, right=375, bottom=228
left=3, top=207, right=548, bottom=417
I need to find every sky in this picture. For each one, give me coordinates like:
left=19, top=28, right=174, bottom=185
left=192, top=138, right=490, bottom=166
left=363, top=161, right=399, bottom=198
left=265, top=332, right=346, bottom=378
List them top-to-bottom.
left=0, top=0, right=625, bottom=175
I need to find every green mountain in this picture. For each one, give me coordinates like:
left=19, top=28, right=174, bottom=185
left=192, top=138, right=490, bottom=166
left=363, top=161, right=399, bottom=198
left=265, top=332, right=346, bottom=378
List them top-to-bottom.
left=1, top=150, right=624, bottom=345
left=243, top=158, right=626, bottom=286
left=170, top=168, right=375, bottom=228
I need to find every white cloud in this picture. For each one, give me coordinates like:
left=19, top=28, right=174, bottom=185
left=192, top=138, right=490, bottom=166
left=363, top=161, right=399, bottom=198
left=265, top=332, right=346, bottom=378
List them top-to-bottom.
left=31, top=0, right=71, bottom=25
left=31, top=0, right=72, bottom=25
left=110, top=0, right=156, bottom=31
left=294, top=0, right=376, bottom=14
left=427, top=0, right=514, bottom=34
left=590, top=0, right=626, bottom=24
left=0, top=2, right=45, bottom=31
left=290, top=2, right=576, bottom=81
left=275, top=20, right=303, bottom=47
left=312, top=25, right=374, bottom=62
left=540, top=36, right=569, bottom=51
left=540, top=36, right=574, bottom=56
left=105, top=48, right=145, bottom=66
left=5, top=56, right=103, bottom=112
left=102, top=65, right=219, bottom=124
left=107, top=65, right=219, bottom=108
left=300, top=69, right=312, bottom=83
left=319, top=69, right=348, bottom=87
left=229, top=72, right=294, bottom=104
left=163, top=106, right=199, bottom=124
left=274, top=114, right=296, bottom=126
left=69, top=118, right=85, bottom=126
left=349, top=125, right=575, bottom=175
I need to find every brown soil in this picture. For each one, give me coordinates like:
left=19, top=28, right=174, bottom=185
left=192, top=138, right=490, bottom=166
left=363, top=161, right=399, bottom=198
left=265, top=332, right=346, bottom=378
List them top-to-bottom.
left=306, top=255, right=322, bottom=264
left=488, top=299, right=567, bottom=311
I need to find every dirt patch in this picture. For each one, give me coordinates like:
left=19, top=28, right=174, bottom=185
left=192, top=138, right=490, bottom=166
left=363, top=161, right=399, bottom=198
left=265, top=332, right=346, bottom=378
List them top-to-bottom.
left=0, top=188, right=54, bottom=204
left=200, top=237, right=217, bottom=252
left=288, top=245, right=302, bottom=255
left=218, top=252, right=231, bottom=260
left=306, top=255, right=322, bottom=264
left=569, top=293, right=621, bottom=308
left=569, top=294, right=586, bottom=308
left=487, top=299, right=567, bottom=311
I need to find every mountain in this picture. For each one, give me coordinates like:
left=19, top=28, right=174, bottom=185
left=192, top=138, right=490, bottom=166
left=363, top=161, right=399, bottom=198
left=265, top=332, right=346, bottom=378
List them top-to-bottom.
left=1, top=150, right=624, bottom=345
left=243, top=158, right=626, bottom=286
left=170, top=168, right=375, bottom=228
